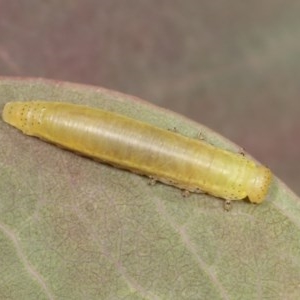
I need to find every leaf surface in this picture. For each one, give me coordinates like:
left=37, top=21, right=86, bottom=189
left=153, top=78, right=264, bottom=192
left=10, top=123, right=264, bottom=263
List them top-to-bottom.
left=0, top=78, right=299, bottom=300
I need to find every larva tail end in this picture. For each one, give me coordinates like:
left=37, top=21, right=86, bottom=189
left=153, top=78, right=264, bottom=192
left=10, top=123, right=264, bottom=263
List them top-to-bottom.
left=2, top=102, right=21, bottom=128
left=2, top=102, right=34, bottom=135
left=2, top=102, right=15, bottom=125
left=248, top=166, right=272, bottom=204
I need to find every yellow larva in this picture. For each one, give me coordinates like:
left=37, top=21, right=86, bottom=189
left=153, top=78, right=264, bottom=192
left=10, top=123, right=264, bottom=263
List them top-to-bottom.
left=2, top=101, right=272, bottom=204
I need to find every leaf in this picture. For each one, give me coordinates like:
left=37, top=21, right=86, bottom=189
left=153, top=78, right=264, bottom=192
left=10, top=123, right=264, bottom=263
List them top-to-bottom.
left=0, top=77, right=299, bottom=300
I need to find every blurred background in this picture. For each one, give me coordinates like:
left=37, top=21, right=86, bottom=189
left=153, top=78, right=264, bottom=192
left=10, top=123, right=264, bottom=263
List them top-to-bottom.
left=0, top=1, right=299, bottom=195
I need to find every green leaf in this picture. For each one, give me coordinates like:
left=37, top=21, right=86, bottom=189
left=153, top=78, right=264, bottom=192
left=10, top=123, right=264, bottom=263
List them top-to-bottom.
left=0, top=77, right=299, bottom=300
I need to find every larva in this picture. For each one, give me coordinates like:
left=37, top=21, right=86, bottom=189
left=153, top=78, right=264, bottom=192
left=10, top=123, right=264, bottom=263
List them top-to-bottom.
left=2, top=101, right=272, bottom=204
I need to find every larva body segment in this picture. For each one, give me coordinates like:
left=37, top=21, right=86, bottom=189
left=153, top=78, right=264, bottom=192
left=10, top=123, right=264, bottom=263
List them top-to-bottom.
left=2, top=101, right=272, bottom=204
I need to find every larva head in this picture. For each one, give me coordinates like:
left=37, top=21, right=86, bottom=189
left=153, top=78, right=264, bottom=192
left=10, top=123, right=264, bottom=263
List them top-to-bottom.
left=247, top=165, right=272, bottom=203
